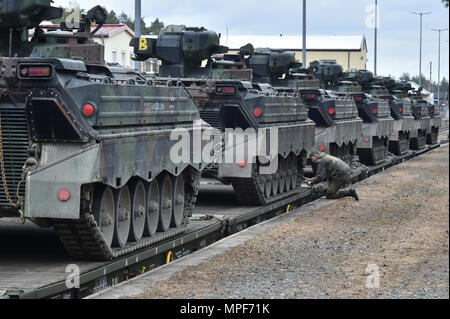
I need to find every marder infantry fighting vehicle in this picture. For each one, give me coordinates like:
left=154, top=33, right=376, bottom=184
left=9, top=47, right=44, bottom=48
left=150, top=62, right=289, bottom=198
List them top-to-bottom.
left=0, top=2, right=211, bottom=260
left=132, top=26, right=315, bottom=206
left=245, top=52, right=362, bottom=166
left=324, top=64, right=394, bottom=166
left=364, top=76, right=415, bottom=156
left=394, top=84, right=432, bottom=150
left=409, top=87, right=440, bottom=146
left=426, top=100, right=442, bottom=146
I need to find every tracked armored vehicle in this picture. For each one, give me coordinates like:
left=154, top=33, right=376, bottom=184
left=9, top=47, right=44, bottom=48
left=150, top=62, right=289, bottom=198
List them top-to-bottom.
left=0, top=2, right=209, bottom=260
left=132, top=26, right=315, bottom=206
left=244, top=51, right=362, bottom=166
left=325, top=65, right=394, bottom=166
left=364, top=77, right=415, bottom=156
left=395, top=85, right=432, bottom=150
left=409, top=87, right=440, bottom=147
left=427, top=102, right=442, bottom=146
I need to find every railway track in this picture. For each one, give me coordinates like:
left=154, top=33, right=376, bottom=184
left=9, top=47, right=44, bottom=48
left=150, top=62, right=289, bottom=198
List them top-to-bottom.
left=0, top=141, right=444, bottom=299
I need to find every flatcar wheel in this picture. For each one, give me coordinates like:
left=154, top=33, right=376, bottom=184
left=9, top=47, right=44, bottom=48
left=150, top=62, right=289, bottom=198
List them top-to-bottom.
left=290, top=155, right=298, bottom=190
left=285, top=156, right=293, bottom=191
left=278, top=157, right=286, bottom=194
left=158, top=175, right=173, bottom=232
left=171, top=175, right=185, bottom=228
left=264, top=175, right=272, bottom=199
left=145, top=180, right=160, bottom=237
left=129, top=181, right=146, bottom=242
left=113, top=185, right=131, bottom=248
left=93, top=186, right=115, bottom=248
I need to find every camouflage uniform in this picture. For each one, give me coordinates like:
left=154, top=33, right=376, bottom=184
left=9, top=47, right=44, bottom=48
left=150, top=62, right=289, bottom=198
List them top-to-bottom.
left=309, top=152, right=359, bottom=200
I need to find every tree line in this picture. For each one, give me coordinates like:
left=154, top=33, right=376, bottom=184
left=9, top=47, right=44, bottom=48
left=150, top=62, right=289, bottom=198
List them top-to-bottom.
left=400, top=73, right=449, bottom=97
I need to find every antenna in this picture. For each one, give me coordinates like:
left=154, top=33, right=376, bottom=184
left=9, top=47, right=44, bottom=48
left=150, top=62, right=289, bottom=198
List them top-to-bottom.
left=134, top=0, right=142, bottom=71
left=302, top=0, right=307, bottom=67
left=8, top=28, right=12, bottom=58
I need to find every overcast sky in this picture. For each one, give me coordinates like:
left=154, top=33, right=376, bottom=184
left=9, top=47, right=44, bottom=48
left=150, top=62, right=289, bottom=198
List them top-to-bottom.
left=52, top=0, right=449, bottom=81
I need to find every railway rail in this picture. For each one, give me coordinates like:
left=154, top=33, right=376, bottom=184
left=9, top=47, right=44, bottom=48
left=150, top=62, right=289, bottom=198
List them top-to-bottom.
left=0, top=140, right=444, bottom=299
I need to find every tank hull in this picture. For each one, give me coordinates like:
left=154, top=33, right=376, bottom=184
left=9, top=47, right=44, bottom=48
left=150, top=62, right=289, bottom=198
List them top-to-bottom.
left=0, top=60, right=204, bottom=220
left=177, top=78, right=316, bottom=206
left=389, top=116, right=415, bottom=155
left=427, top=116, right=442, bottom=145
left=410, top=117, right=431, bottom=150
left=314, top=118, right=363, bottom=164
left=357, top=118, right=394, bottom=166
left=358, top=118, right=394, bottom=150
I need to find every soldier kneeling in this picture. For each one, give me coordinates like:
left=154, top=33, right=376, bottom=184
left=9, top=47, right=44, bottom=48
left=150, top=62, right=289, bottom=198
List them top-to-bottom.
left=307, top=150, right=359, bottom=201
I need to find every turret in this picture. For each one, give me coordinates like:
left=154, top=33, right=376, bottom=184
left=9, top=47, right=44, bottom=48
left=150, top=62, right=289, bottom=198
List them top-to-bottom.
left=30, top=6, right=107, bottom=64
left=131, top=25, right=230, bottom=78
left=245, top=48, right=300, bottom=84
left=310, top=60, right=343, bottom=89
left=340, top=69, right=374, bottom=91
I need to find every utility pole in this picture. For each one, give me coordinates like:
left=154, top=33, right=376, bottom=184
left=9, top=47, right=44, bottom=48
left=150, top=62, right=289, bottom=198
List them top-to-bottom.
left=134, top=0, right=142, bottom=71
left=302, top=0, right=307, bottom=67
left=374, top=0, right=378, bottom=76
left=411, top=11, right=432, bottom=87
left=432, top=28, right=448, bottom=107
left=429, top=61, right=432, bottom=92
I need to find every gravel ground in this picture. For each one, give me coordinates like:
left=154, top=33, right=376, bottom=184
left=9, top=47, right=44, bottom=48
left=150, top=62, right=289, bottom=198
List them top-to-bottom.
left=137, top=146, right=449, bottom=299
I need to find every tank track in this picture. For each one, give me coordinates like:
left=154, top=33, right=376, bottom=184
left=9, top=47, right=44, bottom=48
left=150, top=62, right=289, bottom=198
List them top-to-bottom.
left=427, top=127, right=439, bottom=145
left=410, top=130, right=427, bottom=150
left=389, top=132, right=410, bottom=156
left=358, top=137, right=389, bottom=166
left=231, top=155, right=305, bottom=206
left=53, top=168, right=200, bottom=261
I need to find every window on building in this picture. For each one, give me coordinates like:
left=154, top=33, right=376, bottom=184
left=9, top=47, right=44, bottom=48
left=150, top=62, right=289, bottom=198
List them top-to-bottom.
left=112, top=50, right=117, bottom=64
left=121, top=51, right=126, bottom=67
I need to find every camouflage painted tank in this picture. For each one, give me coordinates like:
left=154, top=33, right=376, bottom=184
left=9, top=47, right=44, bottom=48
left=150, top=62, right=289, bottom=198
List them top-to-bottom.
left=0, top=2, right=210, bottom=260
left=132, top=26, right=315, bottom=206
left=245, top=53, right=362, bottom=166
left=330, top=67, right=394, bottom=166
left=365, top=76, right=415, bottom=155
left=404, top=86, right=433, bottom=150
left=409, top=86, right=441, bottom=146
left=426, top=102, right=442, bottom=145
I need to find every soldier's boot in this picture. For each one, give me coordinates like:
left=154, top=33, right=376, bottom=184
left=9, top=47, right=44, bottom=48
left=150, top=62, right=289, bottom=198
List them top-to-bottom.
left=347, top=188, right=359, bottom=201
left=336, top=189, right=359, bottom=201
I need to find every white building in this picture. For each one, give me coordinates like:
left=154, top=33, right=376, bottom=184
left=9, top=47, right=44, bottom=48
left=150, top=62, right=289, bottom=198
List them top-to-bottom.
left=91, top=25, right=135, bottom=68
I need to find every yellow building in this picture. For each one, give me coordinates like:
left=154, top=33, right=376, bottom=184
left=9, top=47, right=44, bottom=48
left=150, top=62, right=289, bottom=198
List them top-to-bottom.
left=225, top=35, right=368, bottom=71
